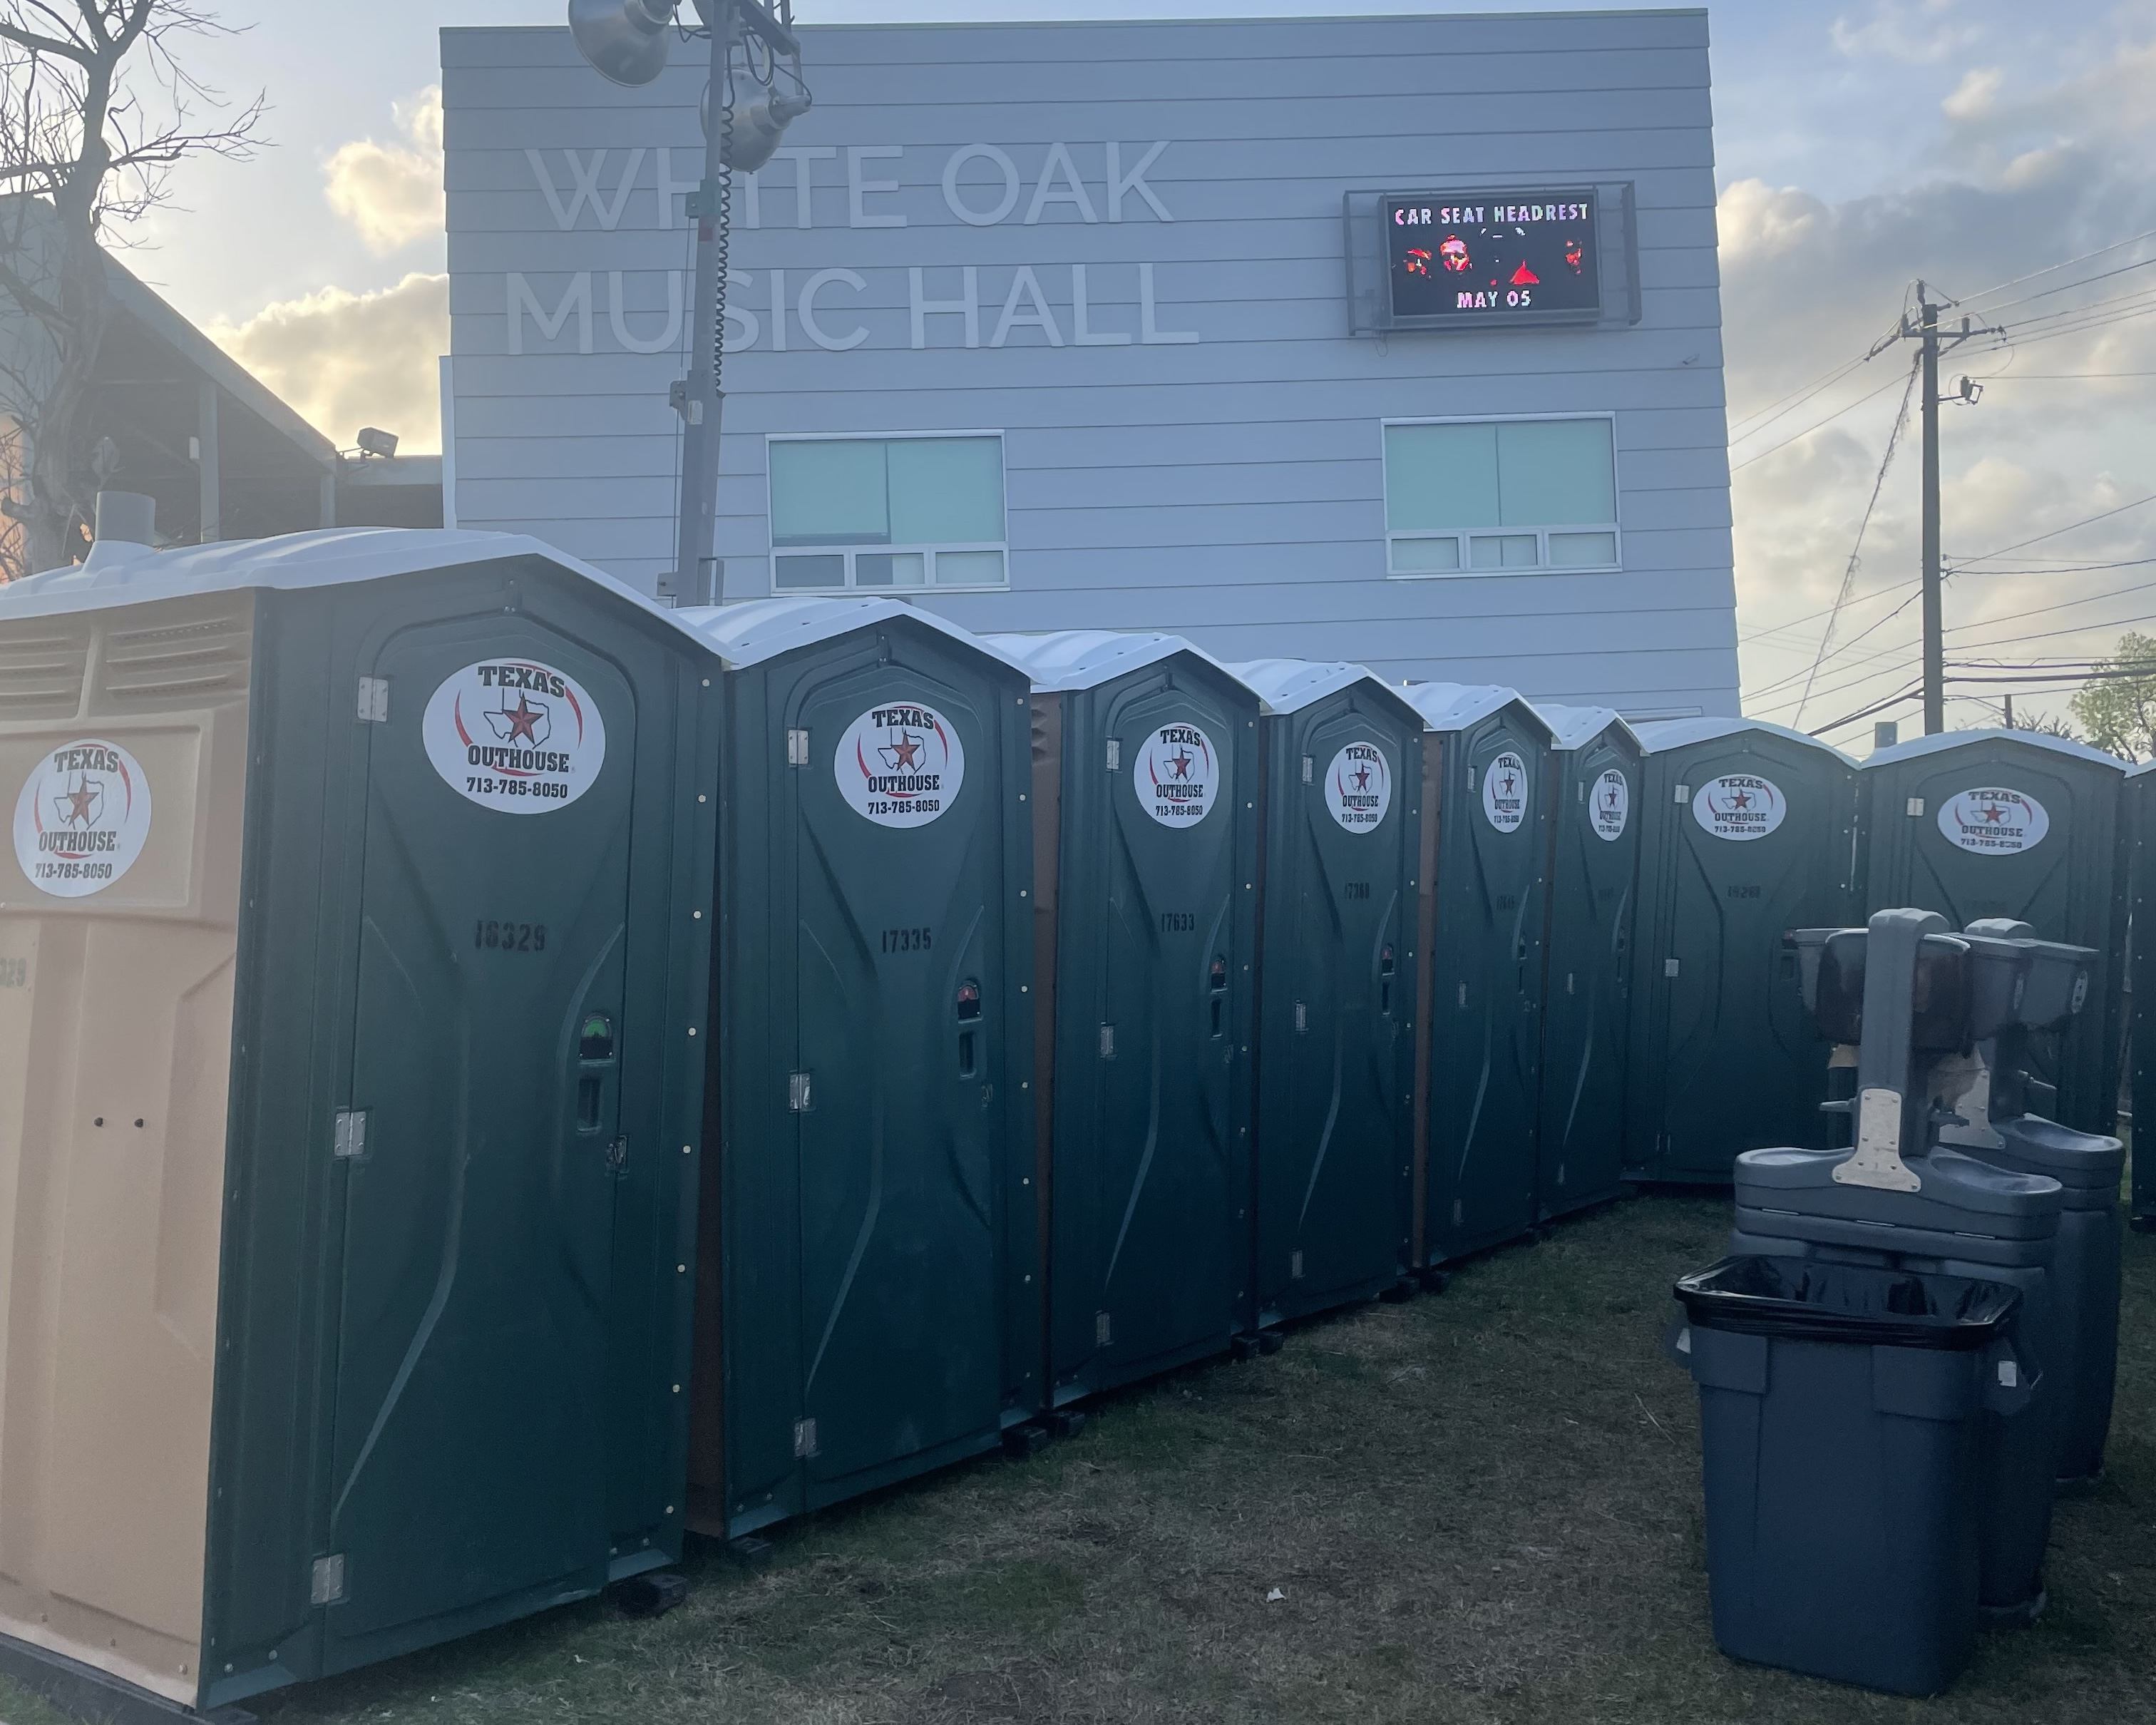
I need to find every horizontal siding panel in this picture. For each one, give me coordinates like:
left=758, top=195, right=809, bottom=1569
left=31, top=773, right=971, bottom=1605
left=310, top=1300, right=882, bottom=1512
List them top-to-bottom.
left=440, top=16, right=1710, bottom=72
left=444, top=49, right=1709, bottom=111
left=447, top=102, right=1715, bottom=163
left=445, top=149, right=1719, bottom=219
left=445, top=217, right=1723, bottom=285
left=444, top=331, right=1729, bottom=397
left=451, top=383, right=1731, bottom=439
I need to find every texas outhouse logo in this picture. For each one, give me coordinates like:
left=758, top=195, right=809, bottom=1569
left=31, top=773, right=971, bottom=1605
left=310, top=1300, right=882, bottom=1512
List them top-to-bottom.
left=423, top=660, right=607, bottom=814
left=836, top=703, right=966, bottom=828
left=1136, top=722, right=1219, bottom=826
left=12, top=737, right=154, bottom=899
left=1325, top=741, right=1392, bottom=832
left=1481, top=750, right=1529, bottom=833
left=1591, top=767, right=1631, bottom=841
left=1693, top=774, right=1785, bottom=841
left=1938, top=787, right=2049, bottom=855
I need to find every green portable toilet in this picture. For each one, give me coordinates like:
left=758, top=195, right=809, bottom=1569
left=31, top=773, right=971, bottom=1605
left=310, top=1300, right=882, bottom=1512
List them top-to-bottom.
left=0, top=527, right=715, bottom=1713
left=678, top=599, right=1039, bottom=1539
left=985, top=632, right=1259, bottom=1403
left=1231, top=660, right=1425, bottom=1329
left=1402, top=684, right=1553, bottom=1265
left=1531, top=702, right=1643, bottom=1222
left=1627, top=717, right=1858, bottom=1182
left=1858, top=728, right=2128, bottom=1135
left=2130, top=762, right=2155, bottom=1228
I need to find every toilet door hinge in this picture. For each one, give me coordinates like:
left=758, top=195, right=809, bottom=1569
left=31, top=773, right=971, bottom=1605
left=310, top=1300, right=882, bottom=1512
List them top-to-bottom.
left=356, top=677, right=389, bottom=724
left=786, top=728, right=810, bottom=766
left=1105, top=738, right=1121, bottom=772
left=1300, top=755, right=1314, bottom=784
left=1674, top=784, right=1690, bottom=803
left=1906, top=797, right=1924, bottom=817
left=1665, top=958, right=1681, bottom=978
left=1293, top=1000, right=1307, bottom=1033
left=1099, top=1023, right=1116, bottom=1058
left=788, top=1072, right=813, bottom=1112
left=332, top=1109, right=369, bottom=1160
left=1095, top=1311, right=1113, bottom=1347
left=793, top=1418, right=818, bottom=1458
left=311, top=1553, right=347, bottom=1606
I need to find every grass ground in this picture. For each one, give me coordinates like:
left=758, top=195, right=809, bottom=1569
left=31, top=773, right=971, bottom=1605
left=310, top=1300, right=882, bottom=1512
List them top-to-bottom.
left=6, top=1192, right=2153, bottom=1725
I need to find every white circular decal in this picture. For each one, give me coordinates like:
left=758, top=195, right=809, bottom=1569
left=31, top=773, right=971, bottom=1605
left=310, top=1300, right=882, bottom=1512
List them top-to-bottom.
left=423, top=660, right=607, bottom=814
left=836, top=701, right=965, bottom=827
left=1136, top=723, right=1220, bottom=826
left=13, top=737, right=153, bottom=899
left=1325, top=741, right=1392, bottom=832
left=1481, top=750, right=1530, bottom=834
left=1591, top=767, right=1631, bottom=841
left=1694, top=774, right=1785, bottom=841
left=1937, top=786, right=2049, bottom=855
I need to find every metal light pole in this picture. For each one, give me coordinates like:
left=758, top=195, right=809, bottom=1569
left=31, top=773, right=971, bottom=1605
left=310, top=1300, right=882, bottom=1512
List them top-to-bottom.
left=567, top=0, right=809, bottom=605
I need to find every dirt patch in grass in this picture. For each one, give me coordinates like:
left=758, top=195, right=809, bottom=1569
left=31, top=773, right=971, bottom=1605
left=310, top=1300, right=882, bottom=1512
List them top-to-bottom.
left=8, top=1193, right=2154, bottom=1724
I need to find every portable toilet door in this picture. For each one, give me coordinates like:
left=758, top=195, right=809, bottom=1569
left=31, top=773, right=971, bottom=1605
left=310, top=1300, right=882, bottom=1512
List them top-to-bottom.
left=0, top=528, right=716, bottom=1714
left=678, top=600, right=1039, bottom=1540
left=987, top=632, right=1260, bottom=1403
left=1232, top=660, right=1424, bottom=1329
left=1404, top=684, right=1554, bottom=1265
left=1531, top=703, right=1643, bottom=1222
left=1626, top=717, right=1858, bottom=1182
left=1858, top=729, right=2128, bottom=1135
left=2132, top=762, right=2155, bottom=1228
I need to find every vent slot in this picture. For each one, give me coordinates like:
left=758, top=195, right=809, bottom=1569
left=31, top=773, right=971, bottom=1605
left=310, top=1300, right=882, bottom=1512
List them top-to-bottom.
left=97, top=614, right=253, bottom=709
left=0, top=621, right=92, bottom=720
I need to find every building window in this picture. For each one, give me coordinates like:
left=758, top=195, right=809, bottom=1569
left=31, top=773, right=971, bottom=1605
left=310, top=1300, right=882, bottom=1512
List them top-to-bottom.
left=1382, top=416, right=1619, bottom=577
left=768, top=434, right=1007, bottom=591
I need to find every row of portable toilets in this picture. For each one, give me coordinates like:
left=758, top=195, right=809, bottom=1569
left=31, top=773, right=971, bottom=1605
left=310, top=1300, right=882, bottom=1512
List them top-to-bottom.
left=0, top=526, right=2145, bottom=1716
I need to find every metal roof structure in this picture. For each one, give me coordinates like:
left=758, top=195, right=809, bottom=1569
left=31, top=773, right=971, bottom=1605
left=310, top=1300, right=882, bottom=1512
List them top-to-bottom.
left=680, top=595, right=1027, bottom=673
left=982, top=628, right=1251, bottom=694
left=1228, top=657, right=1425, bottom=726
left=1400, top=681, right=1555, bottom=739
left=1531, top=700, right=1642, bottom=752
left=1635, top=715, right=1856, bottom=763
left=1862, top=726, right=2129, bottom=774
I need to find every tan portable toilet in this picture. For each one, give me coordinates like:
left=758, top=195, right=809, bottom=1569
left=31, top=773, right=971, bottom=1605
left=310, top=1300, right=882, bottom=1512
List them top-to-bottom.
left=0, top=525, right=717, bottom=1714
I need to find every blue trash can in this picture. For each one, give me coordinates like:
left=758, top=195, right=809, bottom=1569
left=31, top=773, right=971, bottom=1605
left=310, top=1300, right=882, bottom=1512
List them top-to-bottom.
left=1732, top=1147, right=2064, bottom=1619
left=1668, top=1255, right=2033, bottom=1696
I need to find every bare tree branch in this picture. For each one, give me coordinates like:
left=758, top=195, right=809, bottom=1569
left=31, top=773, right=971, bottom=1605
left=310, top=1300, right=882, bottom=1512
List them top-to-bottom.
left=0, top=1, right=262, bottom=573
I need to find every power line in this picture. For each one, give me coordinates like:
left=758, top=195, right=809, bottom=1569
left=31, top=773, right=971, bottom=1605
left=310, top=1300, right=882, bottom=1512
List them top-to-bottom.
left=1959, top=225, right=2156, bottom=308
left=1978, top=254, right=2156, bottom=317
left=1728, top=342, right=1882, bottom=440
left=1729, top=359, right=1919, bottom=474
left=1793, top=363, right=1921, bottom=725
left=1985, top=370, right=2156, bottom=379
left=1952, top=493, right=2156, bottom=565
left=1950, top=556, right=2156, bottom=578
left=1945, top=574, right=2156, bottom=640
left=1739, top=578, right=1919, bottom=645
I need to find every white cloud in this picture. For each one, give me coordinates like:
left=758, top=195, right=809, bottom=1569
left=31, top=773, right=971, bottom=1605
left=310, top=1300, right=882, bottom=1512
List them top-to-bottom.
left=1832, top=0, right=1983, bottom=64
left=1941, top=66, right=2003, bottom=121
left=324, top=86, right=445, bottom=255
left=208, top=273, right=448, bottom=451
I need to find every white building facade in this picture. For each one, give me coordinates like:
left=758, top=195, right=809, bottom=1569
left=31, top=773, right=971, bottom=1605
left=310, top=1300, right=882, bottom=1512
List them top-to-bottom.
left=441, top=7, right=1736, bottom=715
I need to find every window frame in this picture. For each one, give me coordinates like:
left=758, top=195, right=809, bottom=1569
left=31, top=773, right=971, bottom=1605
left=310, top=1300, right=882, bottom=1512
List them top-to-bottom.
left=1379, top=411, right=1622, bottom=579
left=764, top=429, right=1011, bottom=593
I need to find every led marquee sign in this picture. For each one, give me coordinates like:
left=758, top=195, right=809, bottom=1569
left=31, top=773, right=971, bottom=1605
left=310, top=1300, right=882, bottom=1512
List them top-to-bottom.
left=1384, top=190, right=1602, bottom=326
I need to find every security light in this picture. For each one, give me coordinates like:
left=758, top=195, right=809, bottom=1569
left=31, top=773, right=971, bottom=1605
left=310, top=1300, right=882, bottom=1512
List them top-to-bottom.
left=356, top=427, right=400, bottom=459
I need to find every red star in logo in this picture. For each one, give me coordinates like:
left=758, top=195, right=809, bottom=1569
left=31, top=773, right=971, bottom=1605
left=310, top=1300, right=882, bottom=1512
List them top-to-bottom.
left=503, top=696, right=545, bottom=744
left=883, top=731, right=923, bottom=771
left=1169, top=747, right=1195, bottom=779
left=1353, top=763, right=1372, bottom=791
left=1502, top=771, right=1516, bottom=795
left=66, top=781, right=98, bottom=824
left=1730, top=789, right=1752, bottom=810
left=1983, top=804, right=2008, bottom=824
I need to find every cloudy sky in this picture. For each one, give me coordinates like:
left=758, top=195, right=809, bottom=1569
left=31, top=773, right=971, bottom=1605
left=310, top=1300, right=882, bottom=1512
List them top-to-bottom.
left=121, top=0, right=2156, bottom=742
